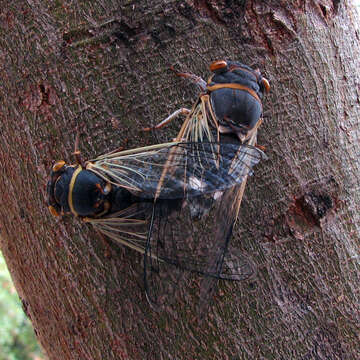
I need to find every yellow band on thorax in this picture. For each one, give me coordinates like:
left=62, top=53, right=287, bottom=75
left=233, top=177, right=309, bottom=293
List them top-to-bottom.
left=206, top=83, right=262, bottom=106
left=68, top=165, right=82, bottom=216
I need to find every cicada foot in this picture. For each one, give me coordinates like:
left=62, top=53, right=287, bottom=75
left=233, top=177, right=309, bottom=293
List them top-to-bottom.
left=170, top=66, right=207, bottom=91
left=142, top=108, right=190, bottom=132
left=238, top=117, right=264, bottom=144
left=102, top=139, right=129, bottom=155
left=255, top=144, right=266, bottom=151
left=94, top=228, right=113, bottom=259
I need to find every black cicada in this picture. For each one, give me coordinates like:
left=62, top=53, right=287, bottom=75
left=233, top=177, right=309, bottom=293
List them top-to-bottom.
left=145, top=60, right=270, bottom=312
left=146, top=60, right=270, bottom=144
left=47, top=140, right=265, bottom=307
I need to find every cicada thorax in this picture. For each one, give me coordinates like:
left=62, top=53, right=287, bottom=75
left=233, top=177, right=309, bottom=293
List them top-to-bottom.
left=206, top=60, right=269, bottom=141
left=47, top=161, right=113, bottom=217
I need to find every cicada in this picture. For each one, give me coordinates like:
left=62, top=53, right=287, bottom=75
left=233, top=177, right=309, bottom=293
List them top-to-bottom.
left=145, top=60, right=270, bottom=312
left=146, top=60, right=270, bottom=144
left=47, top=140, right=265, bottom=307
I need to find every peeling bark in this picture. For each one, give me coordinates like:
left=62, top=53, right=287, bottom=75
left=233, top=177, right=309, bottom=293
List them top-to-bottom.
left=0, top=0, right=359, bottom=359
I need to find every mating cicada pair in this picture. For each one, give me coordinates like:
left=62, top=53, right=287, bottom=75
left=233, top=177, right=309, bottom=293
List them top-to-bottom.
left=47, top=60, right=269, bottom=308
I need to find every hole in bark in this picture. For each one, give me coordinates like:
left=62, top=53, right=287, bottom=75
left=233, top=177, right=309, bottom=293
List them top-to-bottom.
left=319, top=4, right=328, bottom=18
left=39, top=83, right=49, bottom=105
left=295, top=191, right=333, bottom=226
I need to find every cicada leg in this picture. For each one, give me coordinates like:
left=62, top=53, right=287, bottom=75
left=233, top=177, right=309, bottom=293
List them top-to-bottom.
left=143, top=66, right=206, bottom=133
left=170, top=66, right=207, bottom=91
left=143, top=108, right=190, bottom=132
left=239, top=118, right=263, bottom=144
left=232, top=126, right=260, bottom=221
left=72, top=131, right=84, bottom=167
left=106, top=139, right=129, bottom=154
left=255, top=144, right=266, bottom=151
left=94, top=227, right=113, bottom=259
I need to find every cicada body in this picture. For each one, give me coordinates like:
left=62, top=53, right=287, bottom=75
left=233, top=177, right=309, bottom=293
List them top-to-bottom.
left=147, top=60, right=270, bottom=314
left=171, top=60, right=269, bottom=145
left=207, top=60, right=269, bottom=140
left=47, top=141, right=266, bottom=308
left=47, top=142, right=264, bottom=216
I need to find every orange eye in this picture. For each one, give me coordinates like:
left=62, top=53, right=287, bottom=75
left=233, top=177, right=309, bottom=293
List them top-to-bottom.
left=209, top=60, right=228, bottom=72
left=262, top=78, right=270, bottom=94
left=52, top=160, right=66, bottom=172
left=48, top=205, right=60, bottom=217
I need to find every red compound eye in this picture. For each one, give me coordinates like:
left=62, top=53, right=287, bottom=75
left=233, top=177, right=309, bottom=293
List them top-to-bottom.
left=209, top=60, right=228, bottom=72
left=262, top=78, right=270, bottom=94
left=52, top=160, right=66, bottom=172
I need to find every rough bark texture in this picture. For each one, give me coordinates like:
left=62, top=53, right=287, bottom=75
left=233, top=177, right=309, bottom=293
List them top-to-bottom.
left=0, top=0, right=359, bottom=359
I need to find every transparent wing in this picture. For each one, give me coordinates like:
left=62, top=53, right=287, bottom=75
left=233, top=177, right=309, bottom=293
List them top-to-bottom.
left=170, top=96, right=263, bottom=315
left=176, top=98, right=217, bottom=143
left=195, top=134, right=261, bottom=316
left=86, top=140, right=264, bottom=313
left=87, top=141, right=265, bottom=200
left=195, top=184, right=253, bottom=317
left=142, top=196, right=257, bottom=310
left=86, top=197, right=258, bottom=312
left=85, top=202, right=153, bottom=255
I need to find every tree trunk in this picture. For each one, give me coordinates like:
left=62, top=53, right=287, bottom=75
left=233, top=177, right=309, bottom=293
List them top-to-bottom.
left=0, top=0, right=359, bottom=359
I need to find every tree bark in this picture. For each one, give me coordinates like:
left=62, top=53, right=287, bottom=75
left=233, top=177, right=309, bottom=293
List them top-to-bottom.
left=0, top=0, right=359, bottom=359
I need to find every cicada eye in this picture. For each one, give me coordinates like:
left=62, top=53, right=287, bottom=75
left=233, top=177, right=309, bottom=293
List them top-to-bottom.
left=209, top=60, right=228, bottom=72
left=262, top=78, right=270, bottom=94
left=52, top=160, right=66, bottom=172
left=48, top=205, right=60, bottom=217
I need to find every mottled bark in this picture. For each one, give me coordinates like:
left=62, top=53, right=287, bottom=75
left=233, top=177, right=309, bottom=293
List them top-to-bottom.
left=0, top=0, right=359, bottom=359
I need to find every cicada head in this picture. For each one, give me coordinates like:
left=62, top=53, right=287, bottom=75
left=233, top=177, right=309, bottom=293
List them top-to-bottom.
left=209, top=60, right=270, bottom=97
left=47, top=161, right=111, bottom=217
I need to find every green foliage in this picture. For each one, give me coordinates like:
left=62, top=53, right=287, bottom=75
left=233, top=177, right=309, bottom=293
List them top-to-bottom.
left=0, top=252, right=44, bottom=360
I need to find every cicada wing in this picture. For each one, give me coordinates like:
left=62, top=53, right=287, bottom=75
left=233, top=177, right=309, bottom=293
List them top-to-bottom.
left=177, top=98, right=216, bottom=143
left=197, top=130, right=262, bottom=315
left=87, top=141, right=265, bottom=200
left=86, top=143, right=264, bottom=311
left=196, top=186, right=258, bottom=318
left=86, top=195, right=257, bottom=312
left=142, top=195, right=258, bottom=312
left=143, top=199, right=187, bottom=308
left=85, top=200, right=182, bottom=308
left=85, top=203, right=152, bottom=256
left=217, top=247, right=257, bottom=281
